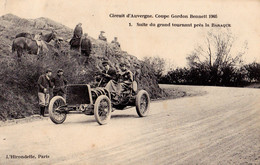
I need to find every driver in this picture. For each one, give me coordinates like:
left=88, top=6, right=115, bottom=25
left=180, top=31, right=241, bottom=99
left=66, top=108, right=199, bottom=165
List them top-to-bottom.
left=98, top=61, right=117, bottom=87
left=105, top=62, right=133, bottom=100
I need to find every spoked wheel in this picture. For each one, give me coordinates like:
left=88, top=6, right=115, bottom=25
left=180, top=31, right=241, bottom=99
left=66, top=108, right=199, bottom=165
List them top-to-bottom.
left=136, top=90, right=150, bottom=117
left=94, top=95, right=112, bottom=125
left=48, top=96, right=67, bottom=124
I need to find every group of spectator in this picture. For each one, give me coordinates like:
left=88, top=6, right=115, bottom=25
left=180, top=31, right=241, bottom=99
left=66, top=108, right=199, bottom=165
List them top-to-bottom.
left=70, top=23, right=121, bottom=53
left=70, top=23, right=92, bottom=59
left=98, top=31, right=121, bottom=48
left=37, top=69, right=67, bottom=117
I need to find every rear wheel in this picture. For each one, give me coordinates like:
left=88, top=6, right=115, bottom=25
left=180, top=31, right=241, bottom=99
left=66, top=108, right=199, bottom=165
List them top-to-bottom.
left=136, top=90, right=150, bottom=117
left=94, top=95, right=112, bottom=125
left=48, top=96, right=67, bottom=124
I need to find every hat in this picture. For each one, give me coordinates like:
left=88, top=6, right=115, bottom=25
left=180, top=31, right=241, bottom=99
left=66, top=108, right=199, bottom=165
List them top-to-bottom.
left=100, top=31, right=105, bottom=33
left=102, top=61, right=109, bottom=66
left=46, top=68, right=52, bottom=73
left=57, top=69, right=63, bottom=73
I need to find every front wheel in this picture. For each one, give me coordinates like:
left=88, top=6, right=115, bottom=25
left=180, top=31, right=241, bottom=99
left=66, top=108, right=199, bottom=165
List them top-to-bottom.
left=136, top=90, right=150, bottom=117
left=94, top=95, right=112, bottom=125
left=48, top=96, right=67, bottom=124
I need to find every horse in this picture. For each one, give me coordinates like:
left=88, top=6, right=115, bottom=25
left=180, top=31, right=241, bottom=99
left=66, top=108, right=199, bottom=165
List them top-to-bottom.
left=15, top=30, right=57, bottom=43
left=12, top=31, right=57, bottom=61
left=15, top=32, right=35, bottom=39
left=12, top=37, right=49, bottom=61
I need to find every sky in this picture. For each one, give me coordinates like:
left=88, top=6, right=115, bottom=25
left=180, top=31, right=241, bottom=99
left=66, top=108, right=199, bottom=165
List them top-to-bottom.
left=0, top=0, right=259, bottom=68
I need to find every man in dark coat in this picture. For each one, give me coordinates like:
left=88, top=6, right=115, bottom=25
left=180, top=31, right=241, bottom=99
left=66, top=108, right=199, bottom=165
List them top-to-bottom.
left=70, top=23, right=83, bottom=50
left=73, top=23, right=83, bottom=39
left=81, top=33, right=92, bottom=58
left=98, top=61, right=117, bottom=87
left=118, top=63, right=133, bottom=92
left=37, top=69, right=53, bottom=117
left=53, top=69, right=68, bottom=99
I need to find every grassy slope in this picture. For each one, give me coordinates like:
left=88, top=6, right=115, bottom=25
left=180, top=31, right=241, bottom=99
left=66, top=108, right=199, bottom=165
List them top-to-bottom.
left=0, top=14, right=165, bottom=121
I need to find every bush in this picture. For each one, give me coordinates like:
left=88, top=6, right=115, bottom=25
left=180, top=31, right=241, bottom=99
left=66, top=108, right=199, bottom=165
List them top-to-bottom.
left=244, top=62, right=260, bottom=82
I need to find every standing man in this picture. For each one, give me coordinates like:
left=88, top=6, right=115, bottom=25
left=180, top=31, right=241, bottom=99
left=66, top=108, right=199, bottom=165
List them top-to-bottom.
left=70, top=23, right=83, bottom=51
left=73, top=23, right=83, bottom=39
left=98, top=31, right=107, bottom=41
left=99, top=31, right=108, bottom=56
left=34, top=32, right=43, bottom=41
left=34, top=32, right=43, bottom=54
left=81, top=33, right=92, bottom=62
left=111, top=37, right=120, bottom=48
left=37, top=69, right=53, bottom=117
left=53, top=69, right=68, bottom=99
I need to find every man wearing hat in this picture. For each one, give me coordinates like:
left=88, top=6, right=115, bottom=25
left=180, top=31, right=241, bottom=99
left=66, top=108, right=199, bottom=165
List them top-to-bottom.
left=98, top=31, right=107, bottom=41
left=81, top=33, right=92, bottom=60
left=111, top=37, right=120, bottom=48
left=98, top=61, right=117, bottom=87
left=105, top=62, right=133, bottom=100
left=118, top=62, right=133, bottom=92
left=37, top=69, right=54, bottom=117
left=53, top=69, right=68, bottom=99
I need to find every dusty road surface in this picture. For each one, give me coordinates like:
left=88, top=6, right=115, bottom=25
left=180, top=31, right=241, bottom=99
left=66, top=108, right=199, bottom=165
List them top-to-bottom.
left=0, top=85, right=260, bottom=165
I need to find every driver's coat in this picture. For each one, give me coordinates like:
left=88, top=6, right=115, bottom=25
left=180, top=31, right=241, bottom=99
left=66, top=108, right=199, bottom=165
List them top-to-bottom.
left=105, top=69, right=133, bottom=95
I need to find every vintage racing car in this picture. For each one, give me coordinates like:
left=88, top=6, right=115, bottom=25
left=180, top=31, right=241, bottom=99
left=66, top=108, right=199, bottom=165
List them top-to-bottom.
left=48, top=81, right=150, bottom=125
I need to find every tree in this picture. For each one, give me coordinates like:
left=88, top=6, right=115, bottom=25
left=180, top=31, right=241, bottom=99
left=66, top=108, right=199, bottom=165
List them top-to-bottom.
left=186, top=29, right=247, bottom=85
left=143, top=56, right=166, bottom=81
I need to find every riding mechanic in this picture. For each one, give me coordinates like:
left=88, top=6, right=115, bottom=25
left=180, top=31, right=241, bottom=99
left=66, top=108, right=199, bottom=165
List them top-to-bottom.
left=105, top=62, right=133, bottom=100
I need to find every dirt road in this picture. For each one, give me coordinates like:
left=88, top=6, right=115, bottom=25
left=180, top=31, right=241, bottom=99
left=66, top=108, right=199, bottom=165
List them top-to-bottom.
left=0, top=85, right=260, bottom=164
